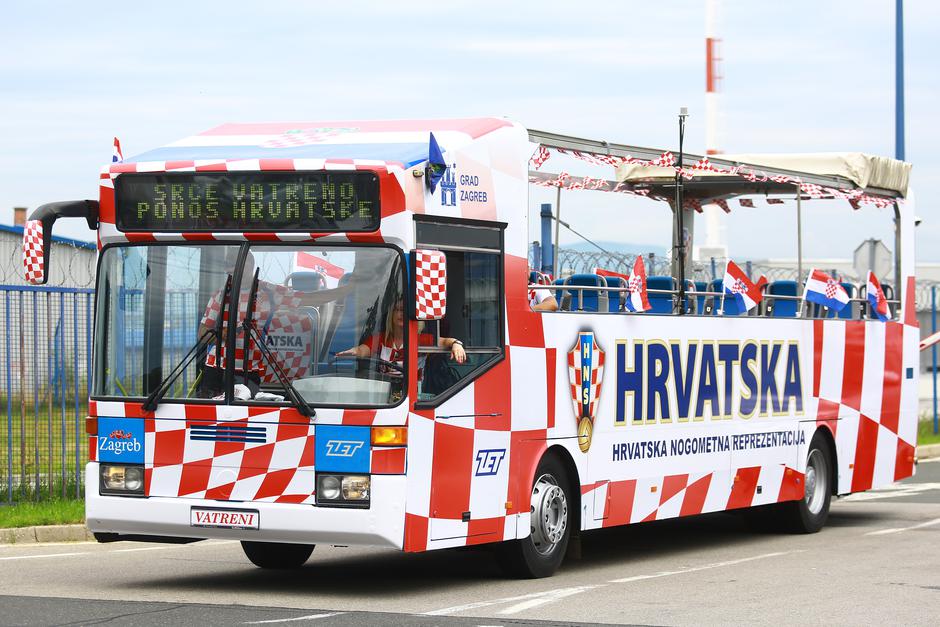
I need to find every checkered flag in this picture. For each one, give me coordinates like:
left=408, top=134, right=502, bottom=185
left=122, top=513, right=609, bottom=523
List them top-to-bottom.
left=414, top=249, right=447, bottom=320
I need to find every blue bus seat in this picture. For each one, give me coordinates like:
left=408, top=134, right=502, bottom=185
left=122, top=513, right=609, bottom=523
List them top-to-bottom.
left=285, top=271, right=326, bottom=292
left=564, top=274, right=608, bottom=312
left=605, top=276, right=626, bottom=312
left=647, top=276, right=675, bottom=314
left=553, top=278, right=568, bottom=309
left=707, top=278, right=744, bottom=316
left=766, top=280, right=799, bottom=318
left=694, top=281, right=707, bottom=315
left=824, top=282, right=857, bottom=319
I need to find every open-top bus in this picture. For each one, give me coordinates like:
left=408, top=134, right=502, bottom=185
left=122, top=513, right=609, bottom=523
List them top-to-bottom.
left=23, top=118, right=916, bottom=577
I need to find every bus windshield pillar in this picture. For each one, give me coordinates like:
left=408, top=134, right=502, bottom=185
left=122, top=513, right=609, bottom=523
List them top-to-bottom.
left=142, top=247, right=167, bottom=395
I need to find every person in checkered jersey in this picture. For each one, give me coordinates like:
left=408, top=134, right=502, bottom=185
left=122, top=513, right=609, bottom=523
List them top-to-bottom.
left=197, top=251, right=354, bottom=398
left=529, top=270, right=558, bottom=312
left=336, top=299, right=466, bottom=379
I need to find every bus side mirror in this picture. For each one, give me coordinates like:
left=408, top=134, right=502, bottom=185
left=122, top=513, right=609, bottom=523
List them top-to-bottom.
left=21, top=200, right=99, bottom=285
left=23, top=219, right=50, bottom=285
left=411, top=249, right=447, bottom=321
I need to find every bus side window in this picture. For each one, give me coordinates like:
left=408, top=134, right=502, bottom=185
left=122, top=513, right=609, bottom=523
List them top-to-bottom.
left=414, top=219, right=505, bottom=405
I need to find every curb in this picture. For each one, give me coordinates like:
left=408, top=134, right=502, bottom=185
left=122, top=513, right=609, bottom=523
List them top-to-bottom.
left=917, top=443, right=940, bottom=461
left=0, top=524, right=93, bottom=545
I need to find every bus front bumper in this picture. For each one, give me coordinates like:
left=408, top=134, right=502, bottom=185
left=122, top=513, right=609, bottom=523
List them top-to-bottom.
left=84, top=464, right=406, bottom=549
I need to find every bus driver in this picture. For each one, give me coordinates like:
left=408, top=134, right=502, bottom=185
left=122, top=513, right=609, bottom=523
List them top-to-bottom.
left=337, top=299, right=466, bottom=379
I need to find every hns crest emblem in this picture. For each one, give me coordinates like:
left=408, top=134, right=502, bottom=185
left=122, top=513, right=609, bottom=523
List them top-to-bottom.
left=568, top=331, right=605, bottom=452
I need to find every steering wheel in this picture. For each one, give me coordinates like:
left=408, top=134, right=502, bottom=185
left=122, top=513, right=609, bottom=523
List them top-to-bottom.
left=332, top=354, right=405, bottom=375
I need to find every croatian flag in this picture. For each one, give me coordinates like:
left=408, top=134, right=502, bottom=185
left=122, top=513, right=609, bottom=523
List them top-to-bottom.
left=112, top=137, right=123, bottom=163
left=294, top=251, right=346, bottom=288
left=594, top=260, right=650, bottom=312
left=722, top=261, right=767, bottom=313
left=803, top=269, right=849, bottom=312
left=867, top=271, right=890, bottom=321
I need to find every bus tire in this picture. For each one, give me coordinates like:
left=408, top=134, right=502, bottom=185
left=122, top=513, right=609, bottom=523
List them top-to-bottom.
left=782, top=431, right=832, bottom=533
left=497, top=454, right=571, bottom=578
left=241, top=541, right=314, bottom=569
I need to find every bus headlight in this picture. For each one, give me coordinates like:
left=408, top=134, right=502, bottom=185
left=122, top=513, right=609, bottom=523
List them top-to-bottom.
left=100, top=464, right=145, bottom=495
left=124, top=466, right=144, bottom=491
left=316, top=473, right=370, bottom=508
left=319, top=475, right=341, bottom=500
left=341, top=475, right=370, bottom=501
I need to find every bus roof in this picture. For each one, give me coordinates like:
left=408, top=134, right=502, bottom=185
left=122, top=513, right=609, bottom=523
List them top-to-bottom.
left=122, top=118, right=513, bottom=169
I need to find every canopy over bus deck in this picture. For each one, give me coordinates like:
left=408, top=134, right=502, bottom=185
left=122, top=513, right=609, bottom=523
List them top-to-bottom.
left=526, top=129, right=916, bottom=314
left=527, top=129, right=911, bottom=203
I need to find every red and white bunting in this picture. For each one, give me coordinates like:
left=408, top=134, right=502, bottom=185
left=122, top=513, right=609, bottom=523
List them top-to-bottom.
left=530, top=145, right=551, bottom=170
left=556, top=148, right=625, bottom=167
left=649, top=151, right=677, bottom=168
left=691, top=156, right=719, bottom=172
left=800, top=183, right=825, bottom=199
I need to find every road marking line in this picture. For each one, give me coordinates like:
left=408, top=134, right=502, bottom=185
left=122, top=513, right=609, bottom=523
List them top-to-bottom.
left=842, top=482, right=940, bottom=502
left=865, top=517, right=940, bottom=536
left=109, top=540, right=237, bottom=553
left=113, top=546, right=177, bottom=553
left=0, top=551, right=90, bottom=561
left=426, top=551, right=797, bottom=616
left=607, top=551, right=798, bottom=584
left=497, top=585, right=599, bottom=615
left=423, top=587, right=588, bottom=616
left=243, top=612, right=342, bottom=624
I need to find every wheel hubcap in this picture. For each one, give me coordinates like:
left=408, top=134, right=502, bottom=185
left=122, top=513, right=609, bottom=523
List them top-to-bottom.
left=804, top=449, right=827, bottom=515
left=530, top=473, right=568, bottom=556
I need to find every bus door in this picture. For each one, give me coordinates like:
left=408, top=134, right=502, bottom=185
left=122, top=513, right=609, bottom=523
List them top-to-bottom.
left=413, top=217, right=508, bottom=544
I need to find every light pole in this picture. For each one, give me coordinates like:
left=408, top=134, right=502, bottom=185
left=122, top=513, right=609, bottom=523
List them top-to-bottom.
left=896, top=0, right=905, bottom=161
left=675, top=107, right=689, bottom=314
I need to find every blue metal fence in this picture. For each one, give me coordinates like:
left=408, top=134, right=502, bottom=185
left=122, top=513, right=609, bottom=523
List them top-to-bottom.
left=1, top=284, right=93, bottom=503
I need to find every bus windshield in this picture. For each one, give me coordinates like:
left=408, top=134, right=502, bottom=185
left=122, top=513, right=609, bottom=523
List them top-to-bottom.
left=93, top=244, right=406, bottom=407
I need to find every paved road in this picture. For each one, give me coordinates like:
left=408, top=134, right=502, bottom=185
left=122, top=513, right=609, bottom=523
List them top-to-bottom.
left=2, top=461, right=939, bottom=626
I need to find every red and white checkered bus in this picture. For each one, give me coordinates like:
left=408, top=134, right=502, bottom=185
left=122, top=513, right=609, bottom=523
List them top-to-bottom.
left=23, top=119, right=917, bottom=577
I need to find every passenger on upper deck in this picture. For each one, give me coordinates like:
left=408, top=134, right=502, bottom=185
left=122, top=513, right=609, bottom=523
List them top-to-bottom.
left=529, top=270, right=558, bottom=312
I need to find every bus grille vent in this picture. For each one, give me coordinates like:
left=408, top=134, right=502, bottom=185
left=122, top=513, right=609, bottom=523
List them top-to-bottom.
left=189, top=424, right=267, bottom=444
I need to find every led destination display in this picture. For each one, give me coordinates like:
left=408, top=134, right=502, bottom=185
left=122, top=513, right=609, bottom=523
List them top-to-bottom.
left=115, top=172, right=380, bottom=232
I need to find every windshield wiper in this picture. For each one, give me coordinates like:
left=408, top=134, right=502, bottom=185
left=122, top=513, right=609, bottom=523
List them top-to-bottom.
left=242, top=267, right=315, bottom=418
left=142, top=274, right=233, bottom=412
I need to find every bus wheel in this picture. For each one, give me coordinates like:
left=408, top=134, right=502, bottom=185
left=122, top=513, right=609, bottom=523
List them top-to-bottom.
left=783, top=431, right=832, bottom=533
left=497, top=454, right=571, bottom=578
left=241, top=541, right=314, bottom=569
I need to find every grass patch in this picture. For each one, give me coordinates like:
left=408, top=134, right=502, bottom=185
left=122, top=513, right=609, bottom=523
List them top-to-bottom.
left=1, top=399, right=89, bottom=502
left=919, top=419, right=940, bottom=446
left=0, top=499, right=84, bottom=529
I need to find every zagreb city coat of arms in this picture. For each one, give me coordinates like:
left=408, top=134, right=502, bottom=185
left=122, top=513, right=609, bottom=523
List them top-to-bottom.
left=567, top=331, right=605, bottom=452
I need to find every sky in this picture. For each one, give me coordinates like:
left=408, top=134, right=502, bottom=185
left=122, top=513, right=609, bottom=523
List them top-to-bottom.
left=1, top=0, right=938, bottom=262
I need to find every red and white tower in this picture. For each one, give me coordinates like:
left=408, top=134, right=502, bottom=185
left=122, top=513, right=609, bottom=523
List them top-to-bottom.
left=700, top=0, right=728, bottom=260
